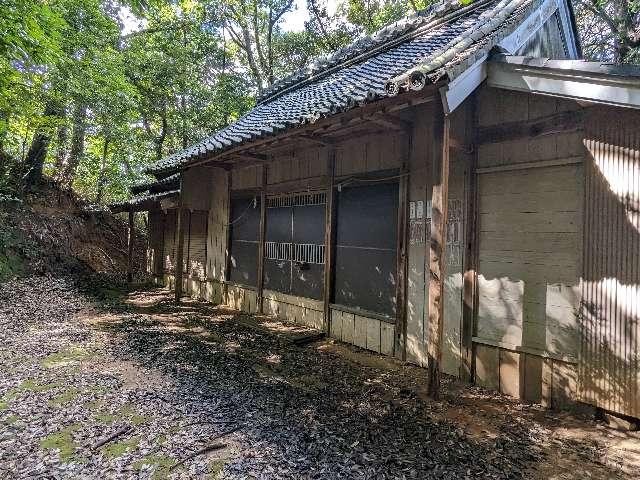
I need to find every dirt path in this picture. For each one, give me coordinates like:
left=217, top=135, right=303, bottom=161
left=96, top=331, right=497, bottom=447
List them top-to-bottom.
left=0, top=276, right=637, bottom=479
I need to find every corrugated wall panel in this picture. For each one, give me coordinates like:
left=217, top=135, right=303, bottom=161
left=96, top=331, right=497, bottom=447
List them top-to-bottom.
left=580, top=107, right=640, bottom=418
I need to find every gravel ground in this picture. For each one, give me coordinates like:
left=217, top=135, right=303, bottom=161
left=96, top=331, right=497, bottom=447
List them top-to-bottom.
left=0, top=275, right=636, bottom=479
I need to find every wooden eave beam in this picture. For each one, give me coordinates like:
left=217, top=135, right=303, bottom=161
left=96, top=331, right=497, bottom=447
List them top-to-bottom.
left=187, top=88, right=439, bottom=170
left=477, top=110, right=584, bottom=145
left=368, top=112, right=413, bottom=132
left=298, top=134, right=337, bottom=147
left=234, top=152, right=267, bottom=162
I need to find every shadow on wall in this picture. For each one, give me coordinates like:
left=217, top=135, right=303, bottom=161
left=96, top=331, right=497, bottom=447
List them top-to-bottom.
left=579, top=110, right=640, bottom=419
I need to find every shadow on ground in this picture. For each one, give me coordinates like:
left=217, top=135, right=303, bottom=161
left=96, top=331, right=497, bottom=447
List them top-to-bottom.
left=78, top=285, right=635, bottom=479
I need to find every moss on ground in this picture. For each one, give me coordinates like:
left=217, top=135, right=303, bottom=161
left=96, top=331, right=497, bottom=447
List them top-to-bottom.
left=41, top=347, right=93, bottom=368
left=1, top=379, right=60, bottom=408
left=20, top=379, right=60, bottom=392
left=86, top=385, right=110, bottom=394
left=48, top=387, right=80, bottom=406
left=84, top=399, right=103, bottom=411
left=118, top=403, right=152, bottom=425
left=93, top=412, right=117, bottom=425
left=3, top=414, right=19, bottom=424
left=40, top=425, right=81, bottom=462
left=101, top=436, right=140, bottom=459
left=133, top=454, right=176, bottom=479
left=208, top=459, right=228, bottom=478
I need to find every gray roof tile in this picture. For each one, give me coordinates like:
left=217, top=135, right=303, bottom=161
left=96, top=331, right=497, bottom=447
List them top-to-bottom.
left=146, top=0, right=537, bottom=175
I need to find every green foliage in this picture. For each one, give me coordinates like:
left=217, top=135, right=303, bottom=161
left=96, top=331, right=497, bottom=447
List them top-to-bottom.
left=0, top=0, right=635, bottom=203
left=339, top=0, right=433, bottom=35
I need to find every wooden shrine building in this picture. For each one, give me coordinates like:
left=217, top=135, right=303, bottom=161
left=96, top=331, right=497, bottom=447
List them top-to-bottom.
left=111, top=0, right=640, bottom=421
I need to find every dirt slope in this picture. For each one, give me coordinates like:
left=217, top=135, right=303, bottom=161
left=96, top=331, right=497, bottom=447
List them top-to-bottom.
left=0, top=180, right=146, bottom=282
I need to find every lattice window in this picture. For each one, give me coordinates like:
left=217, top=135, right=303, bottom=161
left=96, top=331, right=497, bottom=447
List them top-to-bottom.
left=266, top=191, right=326, bottom=208
left=264, top=241, right=325, bottom=264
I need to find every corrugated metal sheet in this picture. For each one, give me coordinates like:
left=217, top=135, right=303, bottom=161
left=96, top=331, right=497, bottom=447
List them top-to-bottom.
left=580, top=107, right=640, bottom=418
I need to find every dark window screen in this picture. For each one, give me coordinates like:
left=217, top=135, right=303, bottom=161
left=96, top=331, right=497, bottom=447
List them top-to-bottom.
left=333, top=182, right=398, bottom=316
left=264, top=193, right=326, bottom=300
left=228, top=196, right=260, bottom=286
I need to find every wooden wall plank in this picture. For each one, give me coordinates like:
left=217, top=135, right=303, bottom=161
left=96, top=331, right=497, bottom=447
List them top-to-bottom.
left=207, top=169, right=229, bottom=282
left=330, top=310, right=343, bottom=340
left=341, top=313, right=355, bottom=344
left=354, top=315, right=368, bottom=349
left=366, top=317, right=381, bottom=353
left=381, top=323, right=395, bottom=356
left=475, top=344, right=499, bottom=390
left=499, top=349, right=521, bottom=398
left=522, top=353, right=543, bottom=403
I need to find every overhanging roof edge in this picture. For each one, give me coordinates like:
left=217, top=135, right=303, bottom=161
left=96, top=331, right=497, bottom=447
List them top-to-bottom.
left=487, top=55, right=640, bottom=110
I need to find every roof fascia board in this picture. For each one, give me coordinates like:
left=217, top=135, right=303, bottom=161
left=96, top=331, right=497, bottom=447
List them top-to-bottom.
left=440, top=53, right=488, bottom=114
left=487, top=61, right=640, bottom=109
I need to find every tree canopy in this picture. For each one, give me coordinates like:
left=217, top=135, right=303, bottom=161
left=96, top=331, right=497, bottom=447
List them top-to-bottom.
left=0, top=0, right=637, bottom=203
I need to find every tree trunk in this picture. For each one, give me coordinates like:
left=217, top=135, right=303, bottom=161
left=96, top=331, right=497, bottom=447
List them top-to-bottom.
left=24, top=101, right=60, bottom=189
left=61, top=103, right=87, bottom=188
left=154, top=109, right=167, bottom=162
left=53, top=120, right=69, bottom=177
left=95, top=137, right=110, bottom=204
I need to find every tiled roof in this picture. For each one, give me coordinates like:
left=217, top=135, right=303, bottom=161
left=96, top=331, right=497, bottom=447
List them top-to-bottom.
left=146, top=0, right=537, bottom=175
left=130, top=173, right=180, bottom=195
left=109, top=190, right=180, bottom=213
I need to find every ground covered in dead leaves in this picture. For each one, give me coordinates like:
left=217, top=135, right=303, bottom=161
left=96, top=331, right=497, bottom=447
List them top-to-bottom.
left=0, top=275, right=637, bottom=479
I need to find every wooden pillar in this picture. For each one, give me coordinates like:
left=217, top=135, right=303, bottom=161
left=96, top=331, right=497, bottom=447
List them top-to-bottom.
left=461, top=96, right=479, bottom=382
left=427, top=112, right=450, bottom=399
left=395, top=134, right=411, bottom=360
left=323, top=148, right=337, bottom=333
left=256, top=164, right=267, bottom=314
left=223, top=169, right=232, bottom=304
left=174, top=175, right=185, bottom=303
left=127, top=209, right=135, bottom=283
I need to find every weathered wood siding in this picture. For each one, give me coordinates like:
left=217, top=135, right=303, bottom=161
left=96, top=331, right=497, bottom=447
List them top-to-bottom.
left=474, top=87, right=584, bottom=405
left=441, top=99, right=474, bottom=376
left=404, top=100, right=470, bottom=372
left=405, top=103, right=433, bottom=366
left=580, top=107, right=640, bottom=418
left=335, top=132, right=403, bottom=176
left=267, top=146, right=328, bottom=184
left=232, top=164, right=261, bottom=190
left=476, top=164, right=582, bottom=355
left=182, top=166, right=213, bottom=211
left=207, top=168, right=229, bottom=282
left=162, top=210, right=177, bottom=272
left=187, top=211, right=208, bottom=279
left=265, top=290, right=324, bottom=330
left=330, top=308, right=394, bottom=356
